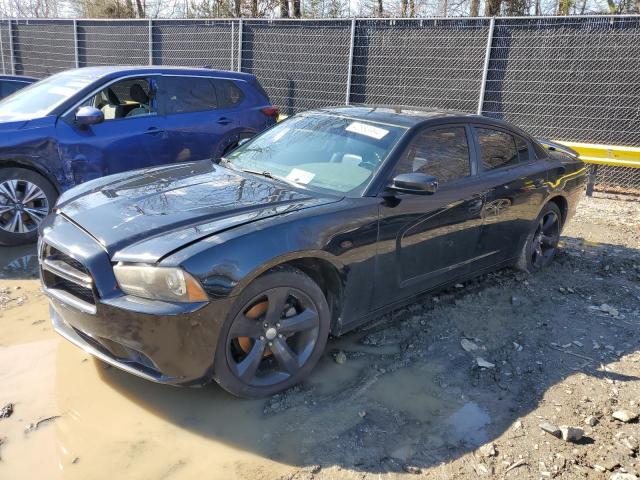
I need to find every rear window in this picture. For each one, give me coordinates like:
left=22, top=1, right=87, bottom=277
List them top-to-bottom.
left=160, top=76, right=218, bottom=114
left=214, top=80, right=243, bottom=108
left=0, top=81, right=29, bottom=98
left=476, top=127, right=519, bottom=171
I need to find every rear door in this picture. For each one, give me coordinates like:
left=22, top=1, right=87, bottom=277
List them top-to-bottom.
left=158, top=75, right=242, bottom=164
left=373, top=124, right=489, bottom=309
left=471, top=125, right=549, bottom=266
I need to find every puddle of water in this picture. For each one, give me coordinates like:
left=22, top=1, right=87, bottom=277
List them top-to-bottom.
left=0, top=245, right=39, bottom=280
left=0, top=278, right=493, bottom=479
left=366, top=363, right=450, bottom=423
left=445, top=401, right=491, bottom=446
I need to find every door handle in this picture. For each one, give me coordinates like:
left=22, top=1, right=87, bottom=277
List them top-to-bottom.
left=217, top=117, right=232, bottom=125
left=144, top=127, right=164, bottom=135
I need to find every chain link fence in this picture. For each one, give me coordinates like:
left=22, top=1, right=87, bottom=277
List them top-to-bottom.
left=0, top=16, right=639, bottom=195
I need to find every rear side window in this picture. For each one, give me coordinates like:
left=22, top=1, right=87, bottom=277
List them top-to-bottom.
left=160, top=76, right=218, bottom=114
left=214, top=80, right=243, bottom=108
left=0, top=81, right=28, bottom=98
left=394, top=127, right=471, bottom=184
left=476, top=128, right=519, bottom=170
left=515, top=135, right=531, bottom=163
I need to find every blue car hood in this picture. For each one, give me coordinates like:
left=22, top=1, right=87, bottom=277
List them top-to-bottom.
left=0, top=115, right=55, bottom=132
left=56, top=160, right=340, bottom=262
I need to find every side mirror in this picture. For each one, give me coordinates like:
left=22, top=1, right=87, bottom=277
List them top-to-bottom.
left=75, top=106, right=104, bottom=127
left=389, top=173, right=438, bottom=195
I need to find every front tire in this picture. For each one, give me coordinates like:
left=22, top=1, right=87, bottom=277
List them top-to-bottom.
left=0, top=168, right=57, bottom=246
left=516, top=202, right=562, bottom=274
left=213, top=266, right=330, bottom=398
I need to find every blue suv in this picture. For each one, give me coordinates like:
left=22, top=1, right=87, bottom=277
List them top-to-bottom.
left=0, top=66, right=277, bottom=245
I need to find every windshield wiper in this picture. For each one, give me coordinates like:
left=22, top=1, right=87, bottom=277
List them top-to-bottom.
left=219, top=158, right=306, bottom=189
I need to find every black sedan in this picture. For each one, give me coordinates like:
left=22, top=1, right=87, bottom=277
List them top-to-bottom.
left=0, top=75, right=38, bottom=100
left=39, top=106, right=586, bottom=398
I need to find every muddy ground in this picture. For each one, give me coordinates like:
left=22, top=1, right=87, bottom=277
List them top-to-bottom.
left=0, top=194, right=639, bottom=480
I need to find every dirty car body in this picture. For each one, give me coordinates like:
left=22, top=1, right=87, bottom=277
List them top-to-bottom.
left=39, top=106, right=587, bottom=397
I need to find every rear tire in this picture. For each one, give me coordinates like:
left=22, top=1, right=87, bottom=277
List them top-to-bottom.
left=0, top=168, right=57, bottom=246
left=516, top=202, right=562, bottom=274
left=213, top=266, right=330, bottom=398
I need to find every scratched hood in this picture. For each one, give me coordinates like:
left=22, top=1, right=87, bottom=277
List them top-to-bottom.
left=56, top=160, right=338, bottom=261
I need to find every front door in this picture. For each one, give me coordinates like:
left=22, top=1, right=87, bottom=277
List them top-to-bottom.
left=56, top=76, right=169, bottom=185
left=373, top=125, right=488, bottom=310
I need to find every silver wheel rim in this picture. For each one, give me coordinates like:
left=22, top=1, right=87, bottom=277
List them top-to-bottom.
left=0, top=179, right=49, bottom=234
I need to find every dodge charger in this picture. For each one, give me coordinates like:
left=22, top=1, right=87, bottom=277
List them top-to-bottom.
left=39, top=106, right=586, bottom=398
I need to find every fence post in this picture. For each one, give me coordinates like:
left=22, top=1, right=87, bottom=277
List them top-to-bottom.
left=477, top=17, right=495, bottom=116
left=237, top=18, right=243, bottom=72
left=345, top=18, right=356, bottom=105
left=8, top=19, right=14, bottom=75
left=73, top=19, right=79, bottom=68
left=148, top=19, right=153, bottom=65
left=0, top=20, right=5, bottom=74
left=230, top=21, right=235, bottom=71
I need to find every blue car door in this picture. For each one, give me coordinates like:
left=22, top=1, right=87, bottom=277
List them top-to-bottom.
left=157, top=75, right=240, bottom=163
left=56, top=76, right=170, bottom=185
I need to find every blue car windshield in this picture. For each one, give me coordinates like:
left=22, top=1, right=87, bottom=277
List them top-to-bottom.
left=0, top=70, right=96, bottom=121
left=224, top=113, right=407, bottom=196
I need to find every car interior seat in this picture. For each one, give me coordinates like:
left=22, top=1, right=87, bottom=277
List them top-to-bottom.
left=126, top=84, right=152, bottom=117
left=99, top=89, right=123, bottom=120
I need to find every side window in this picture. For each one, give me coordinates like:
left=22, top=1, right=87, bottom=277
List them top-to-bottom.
left=159, top=76, right=218, bottom=115
left=85, top=77, right=156, bottom=121
left=214, top=80, right=243, bottom=108
left=1, top=81, right=27, bottom=98
left=394, top=127, right=471, bottom=184
left=476, top=128, right=519, bottom=170
left=515, top=135, right=531, bottom=163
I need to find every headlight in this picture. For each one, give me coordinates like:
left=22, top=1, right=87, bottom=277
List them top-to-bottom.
left=113, top=265, right=208, bottom=303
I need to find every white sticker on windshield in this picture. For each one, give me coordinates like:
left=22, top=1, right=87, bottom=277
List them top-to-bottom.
left=346, top=121, right=389, bottom=140
left=286, top=168, right=315, bottom=185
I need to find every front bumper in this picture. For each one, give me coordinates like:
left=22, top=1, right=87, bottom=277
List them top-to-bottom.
left=40, top=214, right=233, bottom=386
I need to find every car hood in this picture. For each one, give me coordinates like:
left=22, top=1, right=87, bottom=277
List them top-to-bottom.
left=0, top=114, right=53, bottom=130
left=56, top=161, right=340, bottom=263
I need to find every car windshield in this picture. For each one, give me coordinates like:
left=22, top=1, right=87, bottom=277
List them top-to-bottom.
left=0, top=70, right=96, bottom=120
left=224, top=113, right=407, bottom=196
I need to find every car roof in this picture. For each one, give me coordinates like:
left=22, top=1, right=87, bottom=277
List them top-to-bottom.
left=66, top=66, right=256, bottom=83
left=0, top=74, right=38, bottom=82
left=311, top=105, right=533, bottom=137
left=311, top=105, right=474, bottom=127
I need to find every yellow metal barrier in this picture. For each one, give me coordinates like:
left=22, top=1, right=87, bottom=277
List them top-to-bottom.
left=554, top=141, right=640, bottom=169
left=554, top=141, right=640, bottom=196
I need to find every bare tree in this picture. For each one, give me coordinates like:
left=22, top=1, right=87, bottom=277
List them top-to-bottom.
left=0, top=0, right=61, bottom=16
left=280, top=0, right=290, bottom=16
left=293, top=0, right=302, bottom=16
left=470, top=0, right=480, bottom=15
left=485, top=0, right=502, bottom=15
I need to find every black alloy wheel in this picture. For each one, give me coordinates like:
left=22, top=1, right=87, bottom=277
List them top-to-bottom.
left=516, top=202, right=562, bottom=273
left=531, top=209, right=560, bottom=269
left=214, top=267, right=330, bottom=398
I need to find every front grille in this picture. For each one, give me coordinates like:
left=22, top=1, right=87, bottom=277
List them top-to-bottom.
left=40, top=242, right=96, bottom=312
left=43, top=245, right=89, bottom=274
